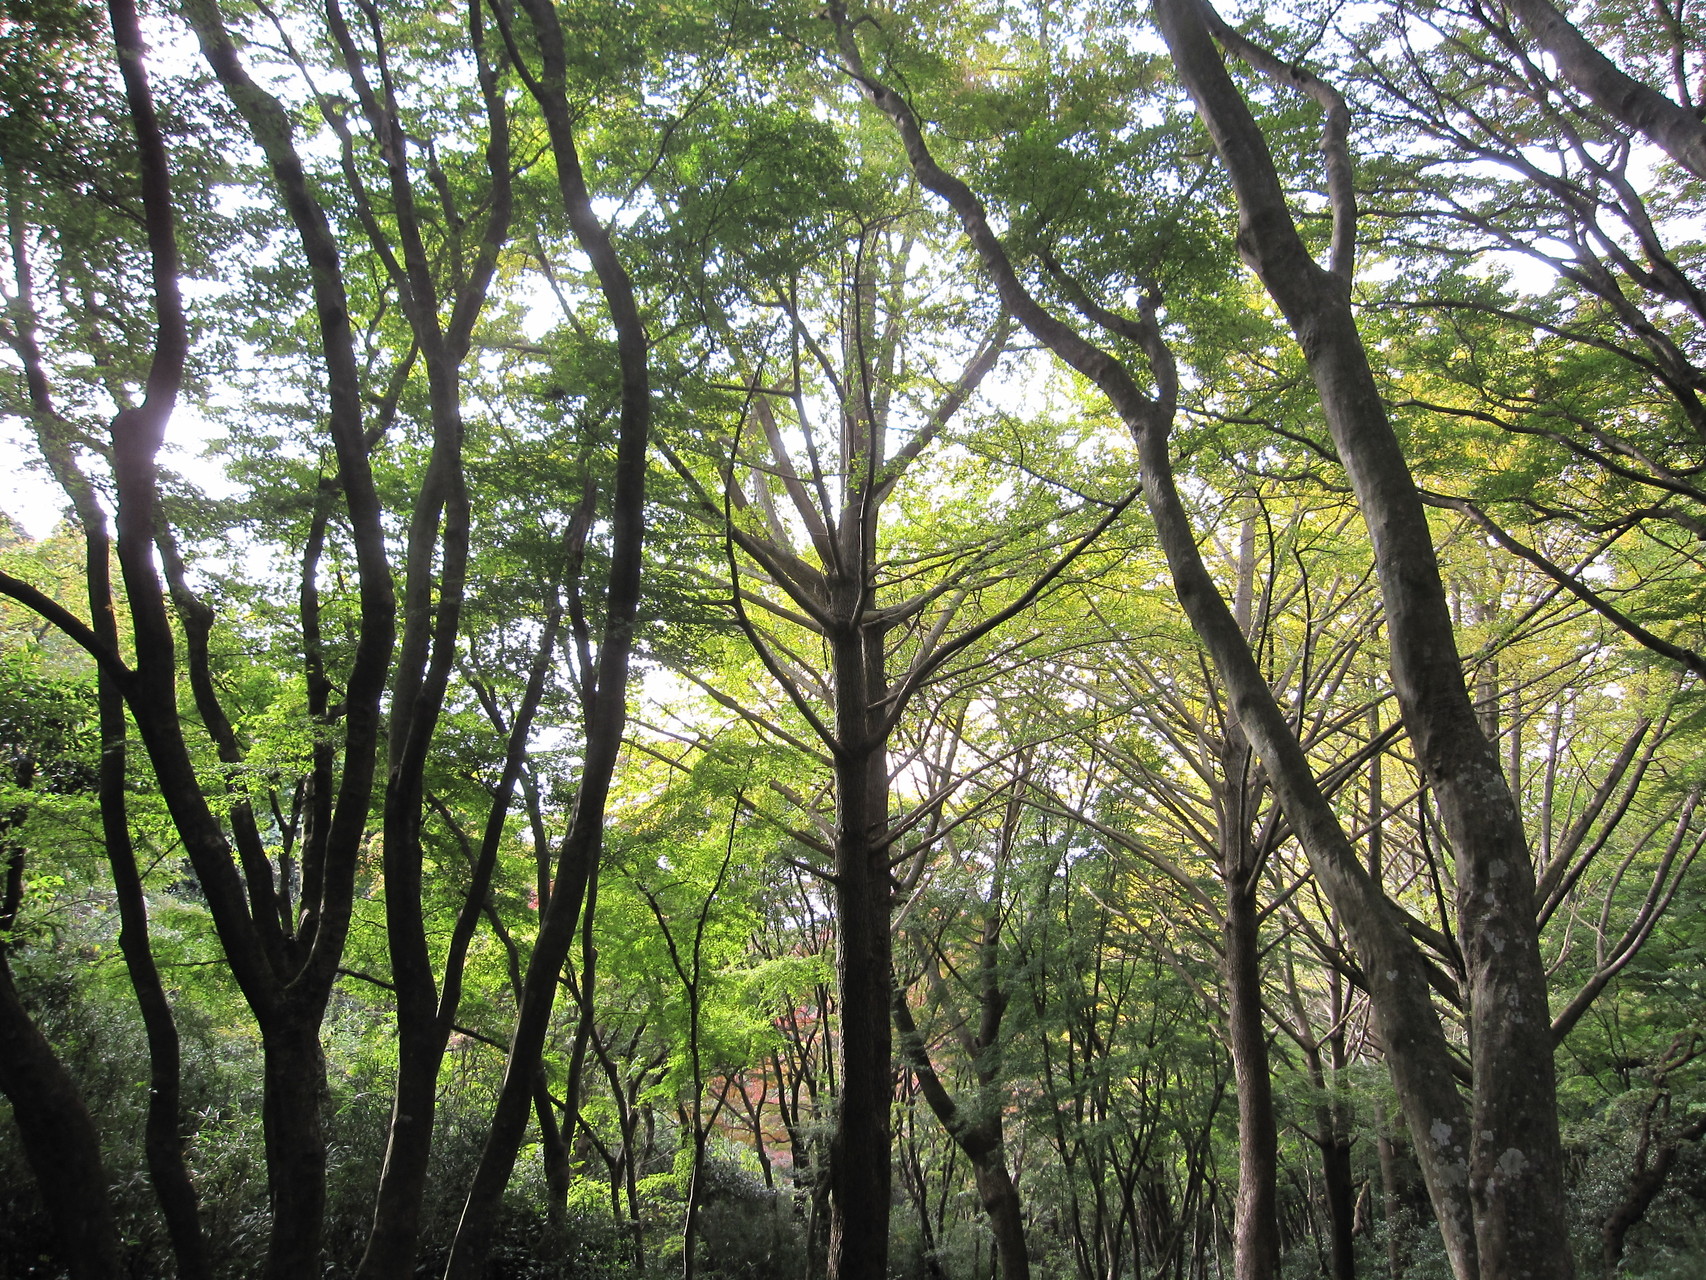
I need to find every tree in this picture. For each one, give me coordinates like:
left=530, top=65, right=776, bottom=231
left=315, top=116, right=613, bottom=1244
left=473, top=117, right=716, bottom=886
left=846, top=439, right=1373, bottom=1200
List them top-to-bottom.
left=3, top=0, right=1705, bottom=1274
left=827, top=2, right=1575, bottom=1273
left=654, top=136, right=1133, bottom=1271
left=0, top=657, right=120, bottom=1280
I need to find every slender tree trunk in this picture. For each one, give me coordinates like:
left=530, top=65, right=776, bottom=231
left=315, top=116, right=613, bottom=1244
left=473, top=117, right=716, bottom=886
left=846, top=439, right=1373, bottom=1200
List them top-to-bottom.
left=438, top=0, right=648, bottom=1266
left=338, top=1, right=515, bottom=1263
left=17, top=266, right=213, bottom=1280
left=1224, top=520, right=1279, bottom=1280
left=103, top=690, right=212, bottom=1280
left=554, top=873, right=601, bottom=1202
left=1224, top=878, right=1279, bottom=1280
left=893, top=990, right=1031, bottom=1280
left=1319, top=1019, right=1358, bottom=1280
left=534, top=1075, right=572, bottom=1228
left=1375, top=1099, right=1406, bottom=1280
left=1600, top=1101, right=1706, bottom=1276
left=684, top=1114, right=709, bottom=1280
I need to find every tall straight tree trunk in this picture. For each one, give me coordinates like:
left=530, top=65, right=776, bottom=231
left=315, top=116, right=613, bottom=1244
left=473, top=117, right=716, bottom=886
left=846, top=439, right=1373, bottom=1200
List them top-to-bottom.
left=1224, top=510, right=1279, bottom=1280
left=827, top=614, right=894, bottom=1280
left=1223, top=877, right=1278, bottom=1280
left=1321, top=1015, right=1358, bottom=1280
left=1375, top=1099, right=1407, bottom=1280
left=1318, top=1121, right=1357, bottom=1280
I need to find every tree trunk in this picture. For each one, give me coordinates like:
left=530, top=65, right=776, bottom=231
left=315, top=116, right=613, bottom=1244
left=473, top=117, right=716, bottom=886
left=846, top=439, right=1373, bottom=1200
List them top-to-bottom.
left=437, top=0, right=648, bottom=1267
left=1501, top=0, right=1706, bottom=180
left=1151, top=4, right=1573, bottom=1276
left=834, top=18, right=1485, bottom=1271
left=25, top=326, right=213, bottom=1279
left=1221, top=521, right=1280, bottom=1280
left=827, top=621, right=893, bottom=1280
left=104, top=695, right=212, bottom=1280
left=1224, top=878, right=1279, bottom=1280
left=0, top=957, right=121, bottom=1280
left=893, top=989, right=1031, bottom=1280
left=259, top=1015, right=330, bottom=1280
left=361, top=1024, right=444, bottom=1275
left=534, top=1074, right=572, bottom=1228
left=1375, top=1100, right=1406, bottom=1280
left=1600, top=1102, right=1706, bottom=1276
left=1318, top=1120, right=1357, bottom=1280
left=972, top=1154, right=1031, bottom=1280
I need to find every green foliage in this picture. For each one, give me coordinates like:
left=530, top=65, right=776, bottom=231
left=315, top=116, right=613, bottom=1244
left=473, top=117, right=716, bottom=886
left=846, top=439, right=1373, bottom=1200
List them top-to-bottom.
left=5, top=0, right=1706, bottom=1276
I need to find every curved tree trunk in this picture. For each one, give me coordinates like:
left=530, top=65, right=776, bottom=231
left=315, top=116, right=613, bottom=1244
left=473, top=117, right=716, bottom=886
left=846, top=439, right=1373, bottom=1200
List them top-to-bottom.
left=438, top=0, right=651, bottom=1265
left=1151, top=5, right=1572, bottom=1276
left=835, top=10, right=1488, bottom=1273
left=104, top=688, right=213, bottom=1280
left=0, top=955, right=121, bottom=1280
left=892, top=977, right=1029, bottom=1280
left=1600, top=1096, right=1706, bottom=1276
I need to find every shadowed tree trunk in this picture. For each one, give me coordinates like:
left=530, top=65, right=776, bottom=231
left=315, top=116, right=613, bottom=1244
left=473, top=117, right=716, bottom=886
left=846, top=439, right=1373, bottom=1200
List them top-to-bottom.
left=0, top=0, right=405, bottom=1271
left=5, top=0, right=398, bottom=1270
left=3, top=14, right=208, bottom=1270
left=1223, top=509, right=1279, bottom=1280
left=827, top=606, right=896, bottom=1280
left=0, top=869, right=121, bottom=1280
left=1223, top=871, right=1278, bottom=1280
left=1599, top=1038, right=1706, bottom=1277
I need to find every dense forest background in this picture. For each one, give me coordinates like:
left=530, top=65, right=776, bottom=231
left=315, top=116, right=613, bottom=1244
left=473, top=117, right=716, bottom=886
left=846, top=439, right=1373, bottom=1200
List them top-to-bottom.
left=2, top=0, right=1705, bottom=1277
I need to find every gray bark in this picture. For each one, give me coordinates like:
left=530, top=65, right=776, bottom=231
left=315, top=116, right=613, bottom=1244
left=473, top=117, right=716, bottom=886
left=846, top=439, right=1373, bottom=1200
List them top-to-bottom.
left=1502, top=0, right=1706, bottom=180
